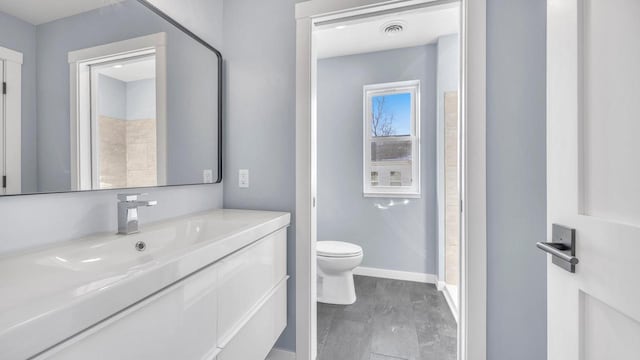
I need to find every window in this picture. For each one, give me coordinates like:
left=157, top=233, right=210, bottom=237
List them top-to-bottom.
left=363, top=80, right=420, bottom=197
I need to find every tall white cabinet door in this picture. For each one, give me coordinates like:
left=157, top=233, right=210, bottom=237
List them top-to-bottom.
left=546, top=0, right=640, bottom=359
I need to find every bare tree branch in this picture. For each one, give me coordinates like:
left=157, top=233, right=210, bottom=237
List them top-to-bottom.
left=372, top=96, right=396, bottom=137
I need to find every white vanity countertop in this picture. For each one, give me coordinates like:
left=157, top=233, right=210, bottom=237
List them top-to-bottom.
left=0, top=209, right=290, bottom=360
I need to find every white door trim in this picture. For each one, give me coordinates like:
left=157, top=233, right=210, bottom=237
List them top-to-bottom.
left=294, top=0, right=486, bottom=359
left=459, top=0, right=486, bottom=358
left=68, top=33, right=167, bottom=190
left=0, top=46, right=23, bottom=195
left=0, top=47, right=23, bottom=65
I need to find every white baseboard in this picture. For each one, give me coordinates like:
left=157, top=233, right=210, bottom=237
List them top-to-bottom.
left=354, top=266, right=437, bottom=284
left=439, top=281, right=459, bottom=323
left=266, top=348, right=296, bottom=360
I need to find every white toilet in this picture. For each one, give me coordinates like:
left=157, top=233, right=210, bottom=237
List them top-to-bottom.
left=317, top=241, right=363, bottom=305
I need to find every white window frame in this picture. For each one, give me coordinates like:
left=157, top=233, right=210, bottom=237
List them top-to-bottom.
left=363, top=80, right=420, bottom=197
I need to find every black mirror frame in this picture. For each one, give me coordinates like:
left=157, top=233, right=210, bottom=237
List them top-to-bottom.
left=0, top=0, right=224, bottom=198
left=137, top=0, right=223, bottom=185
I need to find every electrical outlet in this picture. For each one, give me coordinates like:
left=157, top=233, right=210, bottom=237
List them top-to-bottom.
left=203, top=169, right=213, bottom=183
left=239, top=169, right=249, bottom=188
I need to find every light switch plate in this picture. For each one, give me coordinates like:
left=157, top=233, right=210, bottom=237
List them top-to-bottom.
left=203, top=169, right=213, bottom=183
left=239, top=169, right=249, bottom=188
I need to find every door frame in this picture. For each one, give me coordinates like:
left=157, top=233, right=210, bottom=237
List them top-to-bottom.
left=294, top=0, right=487, bottom=359
left=68, top=33, right=167, bottom=191
left=88, top=53, right=158, bottom=190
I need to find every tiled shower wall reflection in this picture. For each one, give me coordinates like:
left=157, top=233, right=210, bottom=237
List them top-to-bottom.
left=444, top=91, right=459, bottom=286
left=99, top=116, right=157, bottom=189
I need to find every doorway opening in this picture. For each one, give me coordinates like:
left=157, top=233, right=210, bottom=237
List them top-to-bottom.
left=295, top=0, right=487, bottom=359
left=313, top=2, right=460, bottom=359
left=68, top=33, right=167, bottom=191
left=91, top=54, right=158, bottom=190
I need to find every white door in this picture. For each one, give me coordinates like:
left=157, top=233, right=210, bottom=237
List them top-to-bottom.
left=546, top=0, right=640, bottom=359
left=0, top=48, right=22, bottom=196
left=0, top=58, right=5, bottom=195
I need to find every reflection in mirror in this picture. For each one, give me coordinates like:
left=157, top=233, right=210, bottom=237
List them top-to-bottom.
left=0, top=0, right=221, bottom=196
left=94, top=55, right=158, bottom=189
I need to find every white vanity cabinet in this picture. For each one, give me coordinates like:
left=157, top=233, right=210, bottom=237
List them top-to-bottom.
left=6, top=210, right=291, bottom=360
left=217, top=228, right=288, bottom=360
left=39, top=262, right=221, bottom=360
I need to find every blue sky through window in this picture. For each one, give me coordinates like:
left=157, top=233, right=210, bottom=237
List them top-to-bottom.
left=371, top=92, right=412, bottom=136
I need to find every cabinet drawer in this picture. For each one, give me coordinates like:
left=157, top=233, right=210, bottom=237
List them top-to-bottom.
left=217, top=228, right=287, bottom=344
left=37, top=263, right=220, bottom=360
left=218, top=278, right=287, bottom=360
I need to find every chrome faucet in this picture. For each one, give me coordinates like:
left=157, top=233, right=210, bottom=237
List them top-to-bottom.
left=117, top=193, right=157, bottom=235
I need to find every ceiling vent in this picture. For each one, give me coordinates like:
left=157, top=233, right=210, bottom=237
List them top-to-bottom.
left=381, top=21, right=406, bottom=35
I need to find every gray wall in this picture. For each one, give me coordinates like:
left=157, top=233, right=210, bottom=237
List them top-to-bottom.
left=0, top=0, right=224, bottom=255
left=35, top=0, right=219, bottom=191
left=223, top=0, right=297, bottom=350
left=224, top=0, right=548, bottom=356
left=486, top=0, right=547, bottom=359
left=0, top=11, right=37, bottom=193
left=317, top=45, right=438, bottom=275
left=98, top=75, right=127, bottom=119
left=98, top=75, right=156, bottom=120
left=126, top=78, right=156, bottom=120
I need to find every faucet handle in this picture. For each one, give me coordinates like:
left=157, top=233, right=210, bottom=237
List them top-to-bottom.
left=117, top=193, right=149, bottom=202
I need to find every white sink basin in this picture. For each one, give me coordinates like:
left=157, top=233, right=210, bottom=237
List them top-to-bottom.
left=0, top=209, right=290, bottom=360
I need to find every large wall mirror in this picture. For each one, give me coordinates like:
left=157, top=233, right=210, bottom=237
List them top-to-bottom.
left=0, top=0, right=222, bottom=196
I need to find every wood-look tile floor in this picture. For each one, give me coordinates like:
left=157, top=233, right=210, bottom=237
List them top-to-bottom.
left=317, top=276, right=457, bottom=360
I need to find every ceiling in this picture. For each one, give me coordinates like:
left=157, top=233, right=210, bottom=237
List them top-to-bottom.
left=0, top=0, right=124, bottom=25
left=315, top=3, right=460, bottom=59
left=97, top=57, right=156, bottom=83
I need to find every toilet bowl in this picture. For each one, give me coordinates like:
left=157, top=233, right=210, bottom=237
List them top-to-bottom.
left=317, top=241, right=363, bottom=305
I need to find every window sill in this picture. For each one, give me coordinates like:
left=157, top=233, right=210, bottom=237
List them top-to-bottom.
left=363, top=192, right=421, bottom=199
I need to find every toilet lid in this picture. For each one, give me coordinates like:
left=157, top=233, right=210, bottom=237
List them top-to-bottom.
left=317, top=241, right=363, bottom=257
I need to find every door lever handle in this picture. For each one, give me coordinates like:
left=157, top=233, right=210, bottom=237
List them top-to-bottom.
left=537, top=224, right=578, bottom=273
left=536, top=242, right=579, bottom=265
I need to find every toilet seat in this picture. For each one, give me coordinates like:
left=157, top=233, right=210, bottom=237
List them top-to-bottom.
left=317, top=241, right=362, bottom=258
